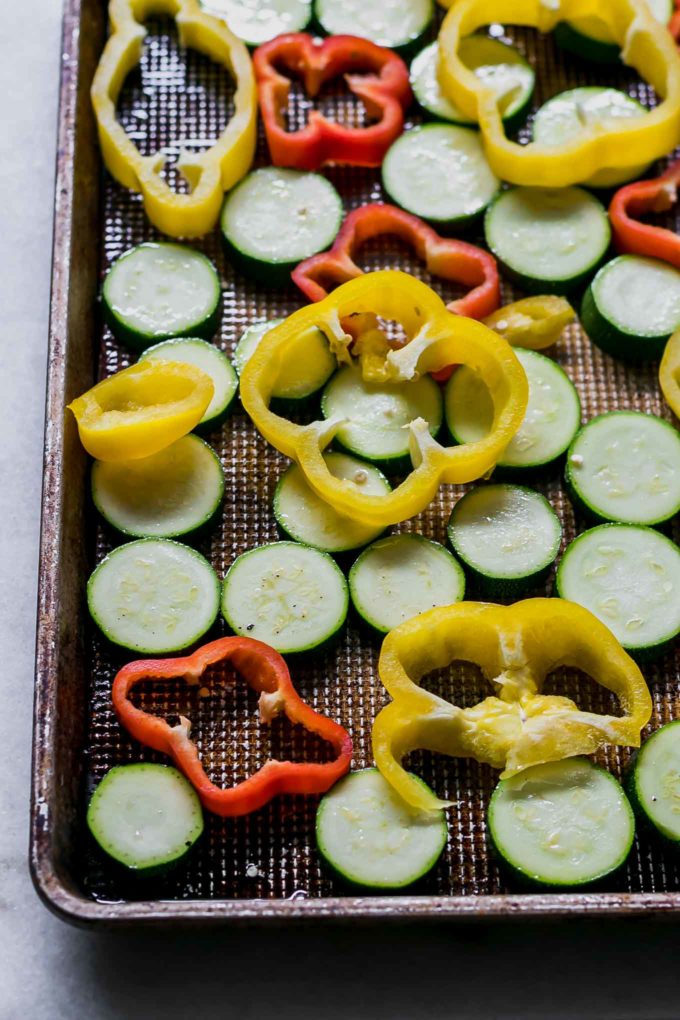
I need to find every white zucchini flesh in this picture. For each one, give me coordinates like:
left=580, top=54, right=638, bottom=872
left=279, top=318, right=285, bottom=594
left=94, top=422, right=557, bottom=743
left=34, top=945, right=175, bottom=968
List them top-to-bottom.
left=201, top=0, right=312, bottom=45
left=315, top=0, right=432, bottom=49
left=410, top=37, right=534, bottom=125
left=532, top=87, right=648, bottom=187
left=382, top=125, right=500, bottom=224
left=221, top=167, right=343, bottom=265
left=484, top=186, right=610, bottom=287
left=103, top=243, right=219, bottom=340
left=589, top=256, right=680, bottom=339
left=233, top=319, right=336, bottom=400
left=140, top=338, right=237, bottom=428
left=447, top=348, right=581, bottom=470
left=321, top=365, right=443, bottom=464
left=566, top=411, right=680, bottom=525
left=91, top=435, right=225, bottom=539
left=274, top=453, right=389, bottom=553
left=448, top=485, right=561, bottom=580
left=556, top=525, right=680, bottom=652
left=349, top=534, right=465, bottom=633
left=87, top=539, right=220, bottom=654
left=221, top=542, right=348, bottom=653
left=631, top=722, right=680, bottom=842
left=489, top=759, right=635, bottom=887
left=87, top=764, right=204, bottom=872
left=316, top=769, right=447, bottom=889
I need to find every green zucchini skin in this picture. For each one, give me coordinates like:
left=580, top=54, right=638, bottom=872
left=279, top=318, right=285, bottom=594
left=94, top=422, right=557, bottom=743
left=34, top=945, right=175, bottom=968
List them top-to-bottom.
left=312, top=0, right=434, bottom=57
left=553, top=21, right=623, bottom=64
left=580, top=285, right=670, bottom=363
left=626, top=722, right=680, bottom=849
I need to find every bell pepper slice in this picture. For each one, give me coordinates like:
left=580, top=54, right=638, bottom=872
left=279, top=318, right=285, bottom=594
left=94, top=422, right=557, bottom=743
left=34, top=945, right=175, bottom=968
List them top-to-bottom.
left=91, top=0, right=257, bottom=237
left=437, top=0, right=680, bottom=187
left=253, top=33, right=411, bottom=170
left=609, top=156, right=680, bottom=268
left=292, top=202, right=500, bottom=320
left=239, top=271, right=528, bottom=528
left=483, top=296, right=576, bottom=351
left=660, top=328, right=680, bottom=416
left=67, top=360, right=214, bottom=461
left=372, top=599, right=653, bottom=813
left=112, top=636, right=353, bottom=817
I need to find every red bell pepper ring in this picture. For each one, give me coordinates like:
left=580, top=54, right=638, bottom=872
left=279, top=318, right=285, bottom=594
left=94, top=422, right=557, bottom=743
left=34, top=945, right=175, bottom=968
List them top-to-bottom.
left=253, top=34, right=411, bottom=170
left=609, top=157, right=680, bottom=269
left=292, top=202, right=501, bottom=380
left=112, top=636, right=352, bottom=817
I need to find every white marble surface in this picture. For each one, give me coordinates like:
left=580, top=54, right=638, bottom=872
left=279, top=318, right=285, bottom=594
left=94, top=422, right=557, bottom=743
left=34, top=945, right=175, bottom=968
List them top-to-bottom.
left=2, top=4, right=680, bottom=1018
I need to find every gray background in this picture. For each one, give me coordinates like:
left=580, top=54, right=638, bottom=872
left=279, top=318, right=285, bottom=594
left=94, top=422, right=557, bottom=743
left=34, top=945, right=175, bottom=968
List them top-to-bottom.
left=1, top=3, right=679, bottom=1016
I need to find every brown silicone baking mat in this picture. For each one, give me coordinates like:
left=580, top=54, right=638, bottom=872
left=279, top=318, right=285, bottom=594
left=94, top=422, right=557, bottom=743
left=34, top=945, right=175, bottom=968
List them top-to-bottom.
left=31, top=0, right=680, bottom=925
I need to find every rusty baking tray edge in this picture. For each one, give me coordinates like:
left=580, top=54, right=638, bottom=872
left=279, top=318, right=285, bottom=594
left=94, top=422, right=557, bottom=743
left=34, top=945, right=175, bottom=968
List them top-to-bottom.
left=29, top=0, right=680, bottom=926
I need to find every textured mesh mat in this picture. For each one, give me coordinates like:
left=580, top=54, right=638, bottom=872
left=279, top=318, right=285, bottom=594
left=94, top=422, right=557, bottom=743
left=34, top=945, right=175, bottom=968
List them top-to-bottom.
left=84, top=12, right=680, bottom=904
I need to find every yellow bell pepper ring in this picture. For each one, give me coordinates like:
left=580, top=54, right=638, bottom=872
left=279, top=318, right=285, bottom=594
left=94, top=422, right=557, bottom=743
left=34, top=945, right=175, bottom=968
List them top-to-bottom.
left=91, top=0, right=257, bottom=237
left=438, top=0, right=680, bottom=187
left=239, top=271, right=529, bottom=528
left=484, top=296, right=575, bottom=351
left=660, top=328, right=680, bottom=418
left=67, top=361, right=214, bottom=461
left=372, top=599, right=652, bottom=813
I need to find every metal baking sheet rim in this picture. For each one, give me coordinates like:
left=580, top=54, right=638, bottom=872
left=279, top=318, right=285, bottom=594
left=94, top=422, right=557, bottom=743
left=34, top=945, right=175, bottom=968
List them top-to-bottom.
left=30, top=0, right=680, bottom=925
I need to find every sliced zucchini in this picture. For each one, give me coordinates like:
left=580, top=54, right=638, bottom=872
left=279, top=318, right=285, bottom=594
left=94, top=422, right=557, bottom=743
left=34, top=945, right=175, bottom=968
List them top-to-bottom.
left=201, top=0, right=312, bottom=46
left=314, top=0, right=433, bottom=55
left=555, top=0, right=672, bottom=65
left=410, top=37, right=534, bottom=129
left=532, top=87, right=649, bottom=188
left=382, top=124, right=501, bottom=228
left=221, top=168, right=343, bottom=285
left=484, top=187, right=610, bottom=295
left=102, top=243, right=221, bottom=351
left=581, top=256, right=680, bottom=362
left=233, top=318, right=336, bottom=401
left=140, top=338, right=238, bottom=432
left=446, top=348, right=581, bottom=472
left=321, top=364, right=443, bottom=471
left=565, top=411, right=680, bottom=526
left=91, top=435, right=225, bottom=540
left=274, top=453, right=390, bottom=553
left=448, top=484, right=561, bottom=595
left=556, top=524, right=680, bottom=656
left=348, top=533, right=465, bottom=634
left=87, top=539, right=220, bottom=654
left=221, top=541, right=348, bottom=653
left=628, top=722, right=680, bottom=846
left=488, top=758, right=635, bottom=888
left=87, top=764, right=204, bottom=874
left=316, top=768, right=447, bottom=889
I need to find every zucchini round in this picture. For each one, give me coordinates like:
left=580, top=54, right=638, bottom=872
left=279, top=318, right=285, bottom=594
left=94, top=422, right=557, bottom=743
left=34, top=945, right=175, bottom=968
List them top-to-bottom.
left=202, top=0, right=312, bottom=46
left=314, top=0, right=433, bottom=55
left=102, top=243, right=221, bottom=351
left=234, top=318, right=336, bottom=401
left=91, top=435, right=225, bottom=539
left=556, top=524, right=680, bottom=656
left=349, top=533, right=466, bottom=634
left=87, top=539, right=221, bottom=654
left=221, top=541, right=349, bottom=653
left=628, top=722, right=680, bottom=846
left=489, top=758, right=635, bottom=888
left=316, top=768, right=447, bottom=888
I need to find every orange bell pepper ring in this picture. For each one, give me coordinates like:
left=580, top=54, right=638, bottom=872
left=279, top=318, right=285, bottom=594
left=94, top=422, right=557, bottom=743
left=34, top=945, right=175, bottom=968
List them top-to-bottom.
left=112, top=636, right=353, bottom=817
